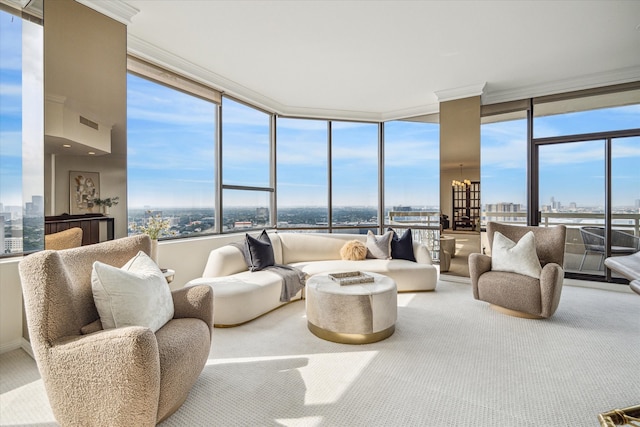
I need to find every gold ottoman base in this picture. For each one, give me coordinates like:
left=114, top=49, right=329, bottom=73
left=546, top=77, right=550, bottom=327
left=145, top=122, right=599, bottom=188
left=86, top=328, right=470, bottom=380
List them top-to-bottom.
left=308, top=322, right=395, bottom=344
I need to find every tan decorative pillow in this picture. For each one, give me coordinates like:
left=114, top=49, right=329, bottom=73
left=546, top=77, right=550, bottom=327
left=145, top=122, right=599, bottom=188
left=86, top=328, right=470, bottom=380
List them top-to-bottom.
left=340, top=240, right=367, bottom=261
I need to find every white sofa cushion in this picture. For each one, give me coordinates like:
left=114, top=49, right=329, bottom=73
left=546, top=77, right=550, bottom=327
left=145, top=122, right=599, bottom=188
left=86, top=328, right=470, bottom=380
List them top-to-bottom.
left=278, top=233, right=360, bottom=264
left=187, top=271, right=302, bottom=326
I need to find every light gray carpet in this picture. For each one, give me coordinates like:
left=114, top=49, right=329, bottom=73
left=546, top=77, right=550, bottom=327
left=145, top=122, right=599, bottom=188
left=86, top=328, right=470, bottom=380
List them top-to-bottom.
left=1, top=281, right=638, bottom=427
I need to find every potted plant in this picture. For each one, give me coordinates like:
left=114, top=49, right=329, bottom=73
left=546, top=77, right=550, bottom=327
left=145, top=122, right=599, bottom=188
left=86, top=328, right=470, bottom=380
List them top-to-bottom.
left=91, top=196, right=119, bottom=215
left=131, top=212, right=175, bottom=263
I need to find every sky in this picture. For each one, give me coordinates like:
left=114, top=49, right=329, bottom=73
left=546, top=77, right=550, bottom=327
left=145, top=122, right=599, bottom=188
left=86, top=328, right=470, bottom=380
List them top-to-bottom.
left=1, top=8, right=639, bottom=213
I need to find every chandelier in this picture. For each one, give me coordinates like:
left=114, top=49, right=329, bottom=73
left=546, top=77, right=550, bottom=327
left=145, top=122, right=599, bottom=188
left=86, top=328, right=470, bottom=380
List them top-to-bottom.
left=451, top=164, right=471, bottom=188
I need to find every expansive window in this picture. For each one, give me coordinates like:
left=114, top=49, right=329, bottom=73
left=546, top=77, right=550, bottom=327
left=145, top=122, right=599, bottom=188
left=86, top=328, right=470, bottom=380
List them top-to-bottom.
left=0, top=8, right=43, bottom=255
left=127, top=73, right=217, bottom=238
left=532, top=88, right=640, bottom=281
left=534, top=89, right=640, bottom=138
left=221, top=97, right=272, bottom=231
left=481, top=111, right=527, bottom=227
left=276, top=118, right=328, bottom=228
left=383, top=119, right=440, bottom=251
left=384, top=120, right=439, bottom=212
left=331, top=121, right=379, bottom=231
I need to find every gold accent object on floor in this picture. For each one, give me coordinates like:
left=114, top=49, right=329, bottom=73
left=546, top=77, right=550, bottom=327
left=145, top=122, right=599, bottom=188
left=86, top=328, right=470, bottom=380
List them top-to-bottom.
left=598, top=404, right=640, bottom=427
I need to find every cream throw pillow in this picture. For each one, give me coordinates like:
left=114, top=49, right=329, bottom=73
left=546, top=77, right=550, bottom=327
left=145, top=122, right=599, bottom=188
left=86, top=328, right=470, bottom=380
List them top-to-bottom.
left=366, top=230, right=392, bottom=260
left=491, top=231, right=542, bottom=279
left=91, top=251, right=174, bottom=332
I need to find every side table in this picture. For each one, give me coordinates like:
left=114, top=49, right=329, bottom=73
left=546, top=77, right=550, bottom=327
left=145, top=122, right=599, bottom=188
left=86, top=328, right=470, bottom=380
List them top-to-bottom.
left=162, top=268, right=175, bottom=284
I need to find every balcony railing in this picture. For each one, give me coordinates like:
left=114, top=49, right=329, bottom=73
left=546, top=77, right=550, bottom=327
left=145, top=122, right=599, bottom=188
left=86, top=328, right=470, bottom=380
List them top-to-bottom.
left=482, top=211, right=640, bottom=276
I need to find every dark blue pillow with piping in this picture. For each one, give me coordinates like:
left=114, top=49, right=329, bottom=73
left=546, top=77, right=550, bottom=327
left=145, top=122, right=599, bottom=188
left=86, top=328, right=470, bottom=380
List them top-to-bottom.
left=387, top=227, right=416, bottom=262
left=245, top=230, right=275, bottom=271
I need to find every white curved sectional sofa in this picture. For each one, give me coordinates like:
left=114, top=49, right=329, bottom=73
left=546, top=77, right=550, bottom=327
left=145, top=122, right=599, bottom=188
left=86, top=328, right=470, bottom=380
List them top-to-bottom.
left=185, top=232, right=438, bottom=326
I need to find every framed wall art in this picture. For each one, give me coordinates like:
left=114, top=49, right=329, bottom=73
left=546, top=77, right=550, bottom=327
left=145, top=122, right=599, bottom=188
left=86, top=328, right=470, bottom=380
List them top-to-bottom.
left=69, top=171, right=100, bottom=214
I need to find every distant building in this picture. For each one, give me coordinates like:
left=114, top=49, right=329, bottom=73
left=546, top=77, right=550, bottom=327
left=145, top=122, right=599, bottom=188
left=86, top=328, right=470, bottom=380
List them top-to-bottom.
left=635, top=199, right=640, bottom=209
left=485, top=202, right=522, bottom=223
left=392, top=206, right=412, bottom=212
left=255, top=207, right=268, bottom=220
left=0, top=216, right=4, bottom=254
left=234, top=221, right=252, bottom=229
left=5, top=237, right=23, bottom=254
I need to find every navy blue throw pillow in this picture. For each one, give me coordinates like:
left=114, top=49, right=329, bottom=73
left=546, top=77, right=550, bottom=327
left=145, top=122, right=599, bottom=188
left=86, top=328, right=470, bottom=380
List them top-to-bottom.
left=387, top=227, right=416, bottom=262
left=245, top=230, right=275, bottom=271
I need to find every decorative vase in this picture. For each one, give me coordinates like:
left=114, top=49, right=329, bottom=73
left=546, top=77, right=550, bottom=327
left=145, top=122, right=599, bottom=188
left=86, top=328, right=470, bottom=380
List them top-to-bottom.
left=102, top=206, right=110, bottom=215
left=150, top=239, right=159, bottom=264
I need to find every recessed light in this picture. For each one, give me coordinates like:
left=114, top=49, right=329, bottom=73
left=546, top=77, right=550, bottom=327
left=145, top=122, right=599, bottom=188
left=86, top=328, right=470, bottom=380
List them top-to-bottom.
left=63, top=144, right=71, bottom=148
left=88, top=151, right=96, bottom=155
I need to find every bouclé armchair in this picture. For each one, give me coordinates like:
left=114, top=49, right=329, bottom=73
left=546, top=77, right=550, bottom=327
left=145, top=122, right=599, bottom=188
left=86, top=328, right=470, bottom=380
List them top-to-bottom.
left=469, top=222, right=566, bottom=319
left=19, top=235, right=213, bottom=426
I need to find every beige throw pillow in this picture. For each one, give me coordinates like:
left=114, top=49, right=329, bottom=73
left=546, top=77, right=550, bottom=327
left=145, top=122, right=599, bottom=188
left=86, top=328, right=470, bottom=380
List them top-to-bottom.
left=366, top=230, right=392, bottom=260
left=491, top=231, right=542, bottom=279
left=340, top=240, right=367, bottom=260
left=91, top=251, right=174, bottom=332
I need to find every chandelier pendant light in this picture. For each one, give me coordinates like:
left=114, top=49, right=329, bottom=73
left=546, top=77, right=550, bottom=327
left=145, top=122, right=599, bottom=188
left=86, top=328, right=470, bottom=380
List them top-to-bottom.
left=452, top=164, right=471, bottom=188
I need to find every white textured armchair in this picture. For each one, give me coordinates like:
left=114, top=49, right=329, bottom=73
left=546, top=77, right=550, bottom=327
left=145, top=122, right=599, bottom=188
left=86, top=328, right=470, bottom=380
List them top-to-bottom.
left=19, top=235, right=214, bottom=426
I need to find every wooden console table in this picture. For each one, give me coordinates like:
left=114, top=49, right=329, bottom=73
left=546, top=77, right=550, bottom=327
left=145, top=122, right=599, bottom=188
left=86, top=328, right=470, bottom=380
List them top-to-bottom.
left=45, top=214, right=114, bottom=246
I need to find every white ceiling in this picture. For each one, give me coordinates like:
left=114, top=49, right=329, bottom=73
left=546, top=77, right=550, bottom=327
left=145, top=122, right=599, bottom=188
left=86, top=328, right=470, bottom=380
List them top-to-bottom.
left=83, top=0, right=640, bottom=122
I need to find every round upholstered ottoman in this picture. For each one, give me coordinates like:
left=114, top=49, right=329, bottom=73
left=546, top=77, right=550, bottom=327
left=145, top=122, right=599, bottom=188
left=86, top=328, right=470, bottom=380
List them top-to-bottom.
left=305, top=272, right=397, bottom=344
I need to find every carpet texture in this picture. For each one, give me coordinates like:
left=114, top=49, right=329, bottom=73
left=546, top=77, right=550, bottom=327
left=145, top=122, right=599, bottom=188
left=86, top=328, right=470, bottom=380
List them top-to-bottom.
left=1, top=281, right=638, bottom=427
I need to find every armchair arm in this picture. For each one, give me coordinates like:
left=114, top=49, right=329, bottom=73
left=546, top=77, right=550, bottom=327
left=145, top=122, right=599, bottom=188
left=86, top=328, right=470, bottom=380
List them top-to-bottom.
left=469, top=253, right=492, bottom=299
left=539, top=262, right=564, bottom=318
left=171, top=285, right=214, bottom=335
left=45, top=327, right=160, bottom=427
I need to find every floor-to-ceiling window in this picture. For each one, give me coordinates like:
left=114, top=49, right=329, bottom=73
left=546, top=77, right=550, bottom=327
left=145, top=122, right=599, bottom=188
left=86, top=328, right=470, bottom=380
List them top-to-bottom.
left=0, top=7, right=43, bottom=256
left=127, top=72, right=217, bottom=238
left=478, top=86, right=640, bottom=283
left=533, top=87, right=640, bottom=281
left=221, top=97, right=273, bottom=232
left=480, top=108, right=527, bottom=228
left=276, top=118, right=328, bottom=229
left=383, top=119, right=440, bottom=252
left=331, top=121, right=379, bottom=233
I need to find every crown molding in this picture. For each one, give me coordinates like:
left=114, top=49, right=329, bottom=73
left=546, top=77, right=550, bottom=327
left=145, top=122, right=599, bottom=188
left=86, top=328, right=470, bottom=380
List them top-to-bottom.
left=1, top=0, right=42, bottom=18
left=75, top=0, right=138, bottom=26
left=128, top=30, right=639, bottom=122
left=127, top=34, right=289, bottom=114
left=128, top=34, right=444, bottom=122
left=482, top=66, right=640, bottom=105
left=435, top=83, right=486, bottom=103
left=380, top=103, right=440, bottom=122
left=277, top=105, right=384, bottom=122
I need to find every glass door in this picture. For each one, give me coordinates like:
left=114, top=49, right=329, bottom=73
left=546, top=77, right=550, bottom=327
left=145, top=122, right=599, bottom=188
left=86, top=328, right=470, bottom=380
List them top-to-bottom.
left=610, top=136, right=640, bottom=279
left=538, top=137, right=640, bottom=281
left=538, top=140, right=606, bottom=277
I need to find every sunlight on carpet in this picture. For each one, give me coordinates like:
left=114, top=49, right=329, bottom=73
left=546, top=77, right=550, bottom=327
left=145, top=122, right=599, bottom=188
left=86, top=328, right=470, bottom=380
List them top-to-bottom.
left=2, top=281, right=638, bottom=427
